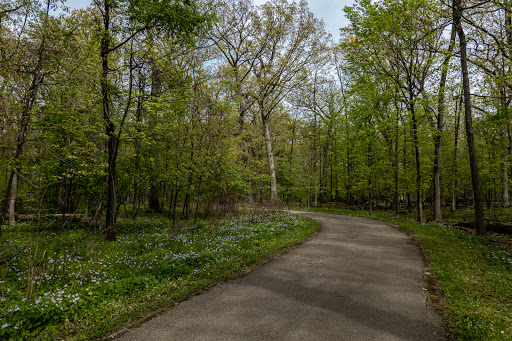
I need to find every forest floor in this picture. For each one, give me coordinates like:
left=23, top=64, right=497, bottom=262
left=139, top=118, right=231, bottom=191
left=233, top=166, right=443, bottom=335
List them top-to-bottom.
left=0, top=211, right=318, bottom=340
left=451, top=220, right=512, bottom=256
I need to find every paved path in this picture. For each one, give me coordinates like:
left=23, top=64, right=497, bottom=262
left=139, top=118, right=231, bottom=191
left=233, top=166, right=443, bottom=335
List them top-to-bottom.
left=115, top=212, right=448, bottom=340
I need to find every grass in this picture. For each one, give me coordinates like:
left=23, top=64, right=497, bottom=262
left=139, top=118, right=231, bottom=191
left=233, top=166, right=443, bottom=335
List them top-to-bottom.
left=305, top=207, right=512, bottom=340
left=0, top=211, right=318, bottom=340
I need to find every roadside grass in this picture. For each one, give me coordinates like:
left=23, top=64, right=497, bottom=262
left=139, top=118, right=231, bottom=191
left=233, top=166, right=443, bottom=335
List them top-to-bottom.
left=306, top=207, right=512, bottom=340
left=0, top=211, right=318, bottom=340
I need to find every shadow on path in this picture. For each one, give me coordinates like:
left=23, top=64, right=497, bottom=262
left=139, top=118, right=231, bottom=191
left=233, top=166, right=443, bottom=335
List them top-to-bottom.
left=114, top=212, right=449, bottom=341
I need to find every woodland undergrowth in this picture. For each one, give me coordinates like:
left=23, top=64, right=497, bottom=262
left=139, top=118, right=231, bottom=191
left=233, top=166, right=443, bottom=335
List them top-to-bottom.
left=0, top=211, right=318, bottom=340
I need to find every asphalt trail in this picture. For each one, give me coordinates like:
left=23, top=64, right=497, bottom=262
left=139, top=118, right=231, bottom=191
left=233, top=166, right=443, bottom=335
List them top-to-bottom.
left=115, top=212, right=448, bottom=340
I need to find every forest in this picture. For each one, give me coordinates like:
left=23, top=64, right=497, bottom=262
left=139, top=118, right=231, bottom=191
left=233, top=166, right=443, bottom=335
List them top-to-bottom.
left=1, top=0, right=512, bottom=339
left=1, top=0, right=511, bottom=237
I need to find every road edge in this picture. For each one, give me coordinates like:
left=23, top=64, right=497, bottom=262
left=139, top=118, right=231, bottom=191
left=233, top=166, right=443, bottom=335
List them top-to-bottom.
left=101, top=215, right=321, bottom=340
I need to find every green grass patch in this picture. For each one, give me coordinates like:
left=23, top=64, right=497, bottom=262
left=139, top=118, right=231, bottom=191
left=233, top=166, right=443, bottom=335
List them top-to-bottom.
left=305, top=208, right=512, bottom=341
left=0, top=211, right=318, bottom=340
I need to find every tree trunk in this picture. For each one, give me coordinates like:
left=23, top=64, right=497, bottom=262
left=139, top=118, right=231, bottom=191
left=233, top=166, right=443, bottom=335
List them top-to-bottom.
left=454, top=0, right=486, bottom=235
left=101, top=1, right=117, bottom=242
left=433, top=24, right=457, bottom=223
left=148, top=52, right=162, bottom=213
left=236, top=75, right=253, bottom=203
left=132, top=88, right=144, bottom=219
left=501, top=89, right=511, bottom=207
left=451, top=96, right=462, bottom=213
left=409, top=100, right=424, bottom=223
left=394, top=107, right=400, bottom=219
left=261, top=111, right=278, bottom=203
left=313, top=112, right=318, bottom=206
left=367, top=118, right=373, bottom=216
left=105, top=126, right=118, bottom=241
left=330, top=135, right=334, bottom=205
left=346, top=136, right=352, bottom=206
left=321, top=140, right=329, bottom=203
left=503, top=152, right=510, bottom=208
left=8, top=172, right=18, bottom=226
left=314, top=173, right=318, bottom=206
left=194, top=176, right=202, bottom=225
left=131, top=177, right=139, bottom=219
left=149, top=183, right=161, bottom=213
left=368, top=187, right=373, bottom=215
left=182, top=190, right=190, bottom=219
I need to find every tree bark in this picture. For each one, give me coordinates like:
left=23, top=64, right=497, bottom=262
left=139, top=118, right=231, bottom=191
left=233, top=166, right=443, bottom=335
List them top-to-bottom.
left=454, top=0, right=486, bottom=235
left=101, top=1, right=118, bottom=242
left=433, top=24, right=457, bottom=223
left=148, top=51, right=162, bottom=213
left=131, top=76, right=145, bottom=219
left=501, top=89, right=511, bottom=207
left=451, top=96, right=462, bottom=213
left=409, top=100, right=424, bottom=223
left=394, top=104, right=400, bottom=218
left=261, top=110, right=278, bottom=203
left=313, top=112, right=318, bottom=206
left=367, top=117, right=373, bottom=215
left=105, top=124, right=118, bottom=241
left=321, top=140, right=329, bottom=203
left=503, top=148, right=510, bottom=208
left=8, top=172, right=18, bottom=226
left=194, top=176, right=202, bottom=225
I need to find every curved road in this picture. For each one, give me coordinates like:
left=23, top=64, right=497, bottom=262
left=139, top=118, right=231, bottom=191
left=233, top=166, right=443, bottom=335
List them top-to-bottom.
left=114, top=212, right=448, bottom=340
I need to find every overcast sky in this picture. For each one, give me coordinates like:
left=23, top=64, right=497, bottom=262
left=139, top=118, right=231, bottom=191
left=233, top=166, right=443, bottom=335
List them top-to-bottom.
left=64, top=0, right=354, bottom=38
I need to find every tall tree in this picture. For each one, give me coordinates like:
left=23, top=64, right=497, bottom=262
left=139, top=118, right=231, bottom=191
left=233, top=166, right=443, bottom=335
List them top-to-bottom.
left=0, top=0, right=56, bottom=230
left=94, top=0, right=212, bottom=241
left=209, top=0, right=264, bottom=202
left=249, top=0, right=326, bottom=203
left=344, top=0, right=441, bottom=222
left=452, top=0, right=486, bottom=234
left=463, top=0, right=512, bottom=208
left=433, top=21, right=457, bottom=222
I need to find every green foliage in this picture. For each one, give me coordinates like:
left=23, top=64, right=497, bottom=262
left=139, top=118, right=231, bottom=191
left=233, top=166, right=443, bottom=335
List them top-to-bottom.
left=2, top=0, right=512, bottom=337
left=127, top=0, right=214, bottom=36
left=0, top=211, right=318, bottom=340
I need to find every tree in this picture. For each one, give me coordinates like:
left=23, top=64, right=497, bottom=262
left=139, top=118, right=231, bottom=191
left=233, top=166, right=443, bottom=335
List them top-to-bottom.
left=0, top=0, right=63, bottom=230
left=93, top=0, right=212, bottom=241
left=209, top=0, right=262, bottom=202
left=249, top=0, right=326, bottom=203
left=343, top=0, right=441, bottom=222
left=453, top=0, right=486, bottom=235
left=463, top=0, right=512, bottom=208
left=432, top=20, right=457, bottom=222
left=290, top=45, right=343, bottom=205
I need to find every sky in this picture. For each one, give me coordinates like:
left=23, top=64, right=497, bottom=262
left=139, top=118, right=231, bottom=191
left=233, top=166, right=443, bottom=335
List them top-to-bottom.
left=64, top=0, right=355, bottom=38
left=252, top=0, right=355, bottom=37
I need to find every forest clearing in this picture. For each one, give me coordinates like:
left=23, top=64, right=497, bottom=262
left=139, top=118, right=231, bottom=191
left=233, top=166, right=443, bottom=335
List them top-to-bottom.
left=2, top=0, right=512, bottom=339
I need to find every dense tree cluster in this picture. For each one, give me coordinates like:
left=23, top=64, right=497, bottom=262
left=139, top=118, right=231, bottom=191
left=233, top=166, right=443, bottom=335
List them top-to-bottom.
left=1, top=0, right=510, bottom=239
left=340, top=0, right=512, bottom=235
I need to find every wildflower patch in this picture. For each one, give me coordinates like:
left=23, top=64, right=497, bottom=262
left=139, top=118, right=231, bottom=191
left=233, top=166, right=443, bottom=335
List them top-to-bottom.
left=0, top=211, right=317, bottom=340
